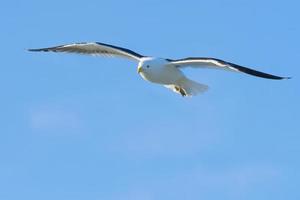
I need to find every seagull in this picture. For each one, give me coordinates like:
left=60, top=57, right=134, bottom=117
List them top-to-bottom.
left=29, top=42, right=290, bottom=97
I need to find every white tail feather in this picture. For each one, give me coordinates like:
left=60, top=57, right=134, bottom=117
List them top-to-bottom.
left=164, top=78, right=208, bottom=97
left=180, top=78, right=208, bottom=96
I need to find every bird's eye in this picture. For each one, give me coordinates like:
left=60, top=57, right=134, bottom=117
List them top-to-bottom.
left=146, top=65, right=150, bottom=68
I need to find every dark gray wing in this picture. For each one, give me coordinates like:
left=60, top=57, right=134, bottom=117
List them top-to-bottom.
left=29, top=42, right=144, bottom=62
left=168, top=57, right=290, bottom=80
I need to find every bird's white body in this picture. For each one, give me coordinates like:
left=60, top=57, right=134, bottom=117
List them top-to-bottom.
left=29, top=42, right=289, bottom=97
left=138, top=57, right=183, bottom=84
left=138, top=57, right=208, bottom=96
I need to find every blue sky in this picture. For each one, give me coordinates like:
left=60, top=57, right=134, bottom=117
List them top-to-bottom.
left=1, top=0, right=299, bottom=199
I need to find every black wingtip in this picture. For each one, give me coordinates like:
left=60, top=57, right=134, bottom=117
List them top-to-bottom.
left=28, top=48, right=48, bottom=52
left=227, top=62, right=291, bottom=80
left=270, top=74, right=292, bottom=80
left=269, top=76, right=291, bottom=80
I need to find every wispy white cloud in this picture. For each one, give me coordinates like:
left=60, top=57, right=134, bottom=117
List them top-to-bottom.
left=28, top=104, right=83, bottom=134
left=101, top=122, right=220, bottom=158
left=107, top=163, right=282, bottom=200
left=184, top=163, right=281, bottom=198
left=109, top=189, right=154, bottom=200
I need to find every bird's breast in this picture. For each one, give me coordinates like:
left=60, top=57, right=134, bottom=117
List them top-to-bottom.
left=139, top=66, right=184, bottom=85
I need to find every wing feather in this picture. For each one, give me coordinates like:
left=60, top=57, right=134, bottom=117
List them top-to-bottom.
left=28, top=42, right=144, bottom=62
left=169, top=57, right=290, bottom=80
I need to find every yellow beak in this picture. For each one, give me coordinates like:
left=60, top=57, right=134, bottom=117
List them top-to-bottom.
left=137, top=66, right=143, bottom=73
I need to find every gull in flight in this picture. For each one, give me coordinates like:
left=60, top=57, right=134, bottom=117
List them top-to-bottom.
left=29, top=42, right=290, bottom=97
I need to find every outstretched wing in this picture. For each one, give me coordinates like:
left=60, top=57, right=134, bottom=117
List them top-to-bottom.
left=28, top=42, right=144, bottom=62
left=168, top=57, right=290, bottom=80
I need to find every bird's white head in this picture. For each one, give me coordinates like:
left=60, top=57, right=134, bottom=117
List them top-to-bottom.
left=137, top=57, right=168, bottom=74
left=137, top=57, right=178, bottom=84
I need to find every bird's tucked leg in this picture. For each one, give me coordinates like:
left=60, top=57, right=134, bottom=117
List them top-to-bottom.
left=175, top=86, right=187, bottom=97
